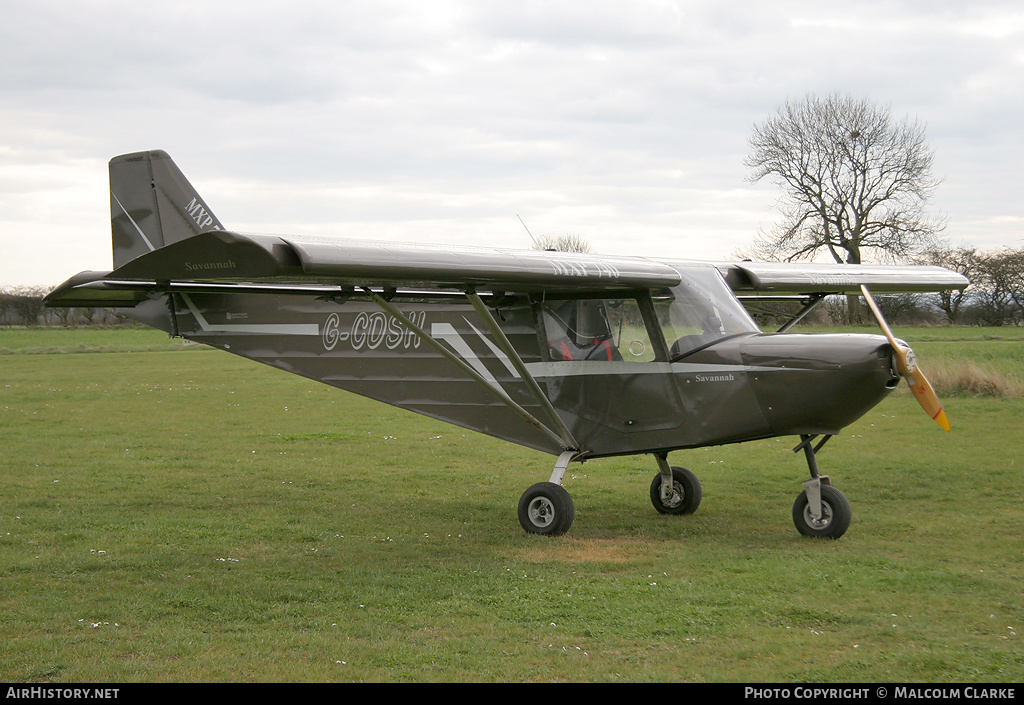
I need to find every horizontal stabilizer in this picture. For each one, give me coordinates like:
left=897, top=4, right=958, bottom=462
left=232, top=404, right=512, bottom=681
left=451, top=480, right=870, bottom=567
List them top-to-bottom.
left=43, top=271, right=150, bottom=307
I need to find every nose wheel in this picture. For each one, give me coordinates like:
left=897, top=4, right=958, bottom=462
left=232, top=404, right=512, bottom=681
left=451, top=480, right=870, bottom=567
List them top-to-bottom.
left=792, top=435, right=851, bottom=539
left=792, top=483, right=851, bottom=538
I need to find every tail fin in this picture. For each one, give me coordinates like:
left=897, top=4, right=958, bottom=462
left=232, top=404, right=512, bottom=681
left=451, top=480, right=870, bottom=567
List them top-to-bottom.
left=109, top=150, right=225, bottom=268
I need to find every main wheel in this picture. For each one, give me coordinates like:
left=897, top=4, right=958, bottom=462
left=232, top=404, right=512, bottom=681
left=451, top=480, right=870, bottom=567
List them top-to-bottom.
left=649, top=466, right=702, bottom=515
left=518, top=482, right=575, bottom=536
left=792, top=484, right=851, bottom=539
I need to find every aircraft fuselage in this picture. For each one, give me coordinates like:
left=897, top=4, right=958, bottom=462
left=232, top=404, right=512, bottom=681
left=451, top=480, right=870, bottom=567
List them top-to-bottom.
left=130, top=287, right=898, bottom=460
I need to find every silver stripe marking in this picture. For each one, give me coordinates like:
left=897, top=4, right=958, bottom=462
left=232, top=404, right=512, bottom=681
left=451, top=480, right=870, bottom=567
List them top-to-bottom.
left=181, top=294, right=320, bottom=336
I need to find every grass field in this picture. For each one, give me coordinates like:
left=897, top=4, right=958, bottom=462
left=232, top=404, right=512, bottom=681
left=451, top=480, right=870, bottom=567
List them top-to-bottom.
left=1, top=326, right=1023, bottom=682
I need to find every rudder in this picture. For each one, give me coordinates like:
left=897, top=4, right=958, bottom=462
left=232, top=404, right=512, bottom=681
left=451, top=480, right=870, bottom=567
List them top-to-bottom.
left=110, top=150, right=225, bottom=268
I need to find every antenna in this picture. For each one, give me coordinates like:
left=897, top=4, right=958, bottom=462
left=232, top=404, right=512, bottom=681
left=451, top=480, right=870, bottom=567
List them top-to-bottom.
left=517, top=214, right=540, bottom=249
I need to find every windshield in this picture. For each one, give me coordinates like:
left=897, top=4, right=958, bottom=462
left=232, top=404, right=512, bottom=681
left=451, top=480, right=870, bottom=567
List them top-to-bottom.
left=657, top=266, right=760, bottom=359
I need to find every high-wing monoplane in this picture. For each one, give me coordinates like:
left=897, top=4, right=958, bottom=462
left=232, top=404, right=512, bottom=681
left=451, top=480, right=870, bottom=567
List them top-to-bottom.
left=45, top=150, right=969, bottom=538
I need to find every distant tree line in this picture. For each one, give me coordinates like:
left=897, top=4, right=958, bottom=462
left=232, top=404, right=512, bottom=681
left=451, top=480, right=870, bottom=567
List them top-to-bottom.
left=921, top=246, right=1024, bottom=326
left=0, top=285, right=125, bottom=327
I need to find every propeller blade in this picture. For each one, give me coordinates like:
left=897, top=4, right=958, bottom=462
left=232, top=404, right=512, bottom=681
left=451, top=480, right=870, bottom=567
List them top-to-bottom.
left=860, top=285, right=950, bottom=431
left=907, top=364, right=951, bottom=431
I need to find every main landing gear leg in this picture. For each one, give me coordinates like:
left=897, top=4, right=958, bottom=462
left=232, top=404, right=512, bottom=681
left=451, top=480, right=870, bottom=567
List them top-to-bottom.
left=791, top=435, right=851, bottom=539
left=518, top=451, right=577, bottom=536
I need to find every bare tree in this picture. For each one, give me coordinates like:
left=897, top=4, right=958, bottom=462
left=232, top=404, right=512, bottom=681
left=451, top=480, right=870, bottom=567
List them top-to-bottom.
left=746, top=93, right=944, bottom=267
left=532, top=233, right=592, bottom=253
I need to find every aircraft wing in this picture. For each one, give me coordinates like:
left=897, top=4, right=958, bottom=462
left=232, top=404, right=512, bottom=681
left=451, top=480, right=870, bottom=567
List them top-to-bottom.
left=45, top=230, right=969, bottom=308
left=45, top=231, right=683, bottom=306
left=281, top=234, right=687, bottom=291
left=717, top=261, right=969, bottom=294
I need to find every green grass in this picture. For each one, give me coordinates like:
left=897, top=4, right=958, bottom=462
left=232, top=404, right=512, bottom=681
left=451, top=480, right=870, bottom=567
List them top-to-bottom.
left=0, top=326, right=198, bottom=355
left=1, top=327, right=1023, bottom=682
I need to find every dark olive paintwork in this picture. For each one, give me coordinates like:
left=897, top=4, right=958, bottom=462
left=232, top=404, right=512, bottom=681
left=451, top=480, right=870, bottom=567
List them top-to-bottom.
left=44, top=149, right=956, bottom=462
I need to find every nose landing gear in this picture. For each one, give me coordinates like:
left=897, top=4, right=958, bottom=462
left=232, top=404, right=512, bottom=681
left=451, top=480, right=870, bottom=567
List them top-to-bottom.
left=791, top=435, right=851, bottom=539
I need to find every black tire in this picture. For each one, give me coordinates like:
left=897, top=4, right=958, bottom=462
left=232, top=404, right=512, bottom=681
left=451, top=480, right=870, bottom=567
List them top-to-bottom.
left=649, top=466, right=702, bottom=515
left=518, top=482, right=575, bottom=536
left=792, top=484, right=852, bottom=539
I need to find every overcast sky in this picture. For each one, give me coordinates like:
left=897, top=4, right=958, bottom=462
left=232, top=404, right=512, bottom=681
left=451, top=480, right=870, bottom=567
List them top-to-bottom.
left=1, top=0, right=1021, bottom=287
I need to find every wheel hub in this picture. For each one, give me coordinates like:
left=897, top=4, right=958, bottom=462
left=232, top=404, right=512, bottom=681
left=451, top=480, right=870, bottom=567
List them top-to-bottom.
left=661, top=481, right=683, bottom=508
left=528, top=497, right=555, bottom=527
left=803, top=500, right=833, bottom=528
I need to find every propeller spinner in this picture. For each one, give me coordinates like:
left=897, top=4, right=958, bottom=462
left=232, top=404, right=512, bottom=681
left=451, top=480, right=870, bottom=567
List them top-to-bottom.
left=860, top=285, right=950, bottom=431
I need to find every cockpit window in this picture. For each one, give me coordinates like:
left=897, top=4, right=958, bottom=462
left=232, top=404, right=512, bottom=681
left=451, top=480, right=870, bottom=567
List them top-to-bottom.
left=659, top=266, right=760, bottom=359
left=539, top=298, right=654, bottom=362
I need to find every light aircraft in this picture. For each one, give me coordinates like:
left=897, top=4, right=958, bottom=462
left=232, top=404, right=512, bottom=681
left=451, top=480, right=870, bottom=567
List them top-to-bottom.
left=45, top=150, right=969, bottom=538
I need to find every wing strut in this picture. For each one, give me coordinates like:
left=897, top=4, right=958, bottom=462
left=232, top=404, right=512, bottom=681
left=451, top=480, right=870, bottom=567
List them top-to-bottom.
left=366, top=289, right=578, bottom=453
left=465, top=291, right=578, bottom=450
left=777, top=293, right=827, bottom=333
